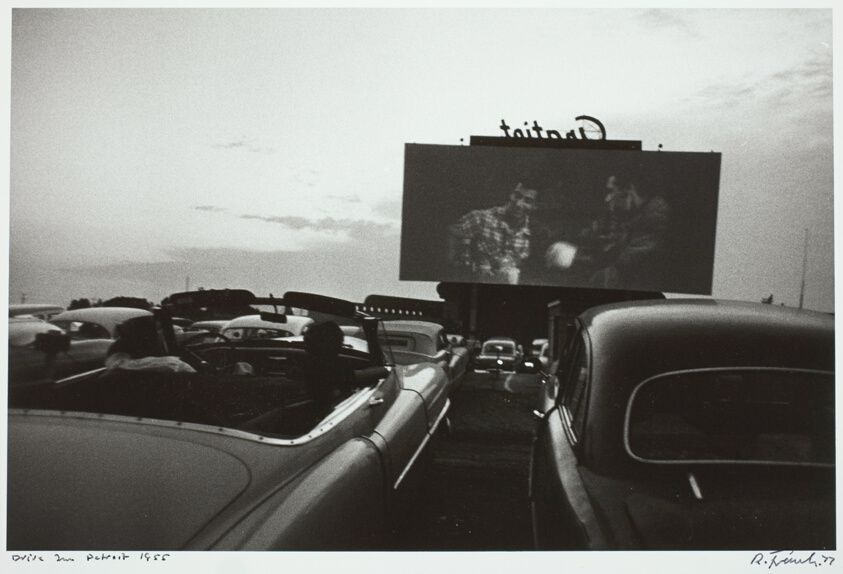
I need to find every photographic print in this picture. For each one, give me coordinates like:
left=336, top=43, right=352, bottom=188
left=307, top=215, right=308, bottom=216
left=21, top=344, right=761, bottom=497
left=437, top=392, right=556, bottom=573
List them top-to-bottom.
left=3, top=5, right=835, bottom=573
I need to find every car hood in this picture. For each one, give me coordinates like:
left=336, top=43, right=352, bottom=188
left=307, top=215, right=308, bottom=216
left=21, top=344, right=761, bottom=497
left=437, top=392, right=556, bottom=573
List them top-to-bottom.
left=8, top=413, right=252, bottom=550
left=581, top=466, right=835, bottom=550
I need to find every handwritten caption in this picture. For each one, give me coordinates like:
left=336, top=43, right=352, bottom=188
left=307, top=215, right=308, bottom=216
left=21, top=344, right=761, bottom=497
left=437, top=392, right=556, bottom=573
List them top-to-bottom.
left=751, top=551, right=835, bottom=569
left=11, top=552, right=171, bottom=564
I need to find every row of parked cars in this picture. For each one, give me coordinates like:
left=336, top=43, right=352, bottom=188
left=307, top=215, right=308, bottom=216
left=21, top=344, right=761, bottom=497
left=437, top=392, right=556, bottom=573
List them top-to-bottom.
left=7, top=290, right=471, bottom=550
left=6, top=293, right=836, bottom=550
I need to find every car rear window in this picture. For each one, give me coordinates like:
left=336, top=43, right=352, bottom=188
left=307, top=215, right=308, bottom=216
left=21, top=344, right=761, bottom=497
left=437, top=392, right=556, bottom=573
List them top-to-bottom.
left=378, top=335, right=415, bottom=351
left=482, top=342, right=515, bottom=355
left=625, top=368, right=834, bottom=465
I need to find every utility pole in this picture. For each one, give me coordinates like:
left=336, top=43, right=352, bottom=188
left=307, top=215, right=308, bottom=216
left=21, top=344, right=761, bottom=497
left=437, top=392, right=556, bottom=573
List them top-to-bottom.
left=798, top=228, right=809, bottom=309
left=185, top=276, right=190, bottom=292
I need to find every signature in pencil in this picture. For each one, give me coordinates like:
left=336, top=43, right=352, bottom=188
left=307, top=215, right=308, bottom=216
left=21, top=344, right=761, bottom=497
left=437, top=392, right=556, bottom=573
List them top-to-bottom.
left=751, top=551, right=835, bottom=569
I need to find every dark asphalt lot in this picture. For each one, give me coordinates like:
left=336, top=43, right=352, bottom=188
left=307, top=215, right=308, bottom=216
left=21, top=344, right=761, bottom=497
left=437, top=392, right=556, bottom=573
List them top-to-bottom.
left=391, top=370, right=543, bottom=550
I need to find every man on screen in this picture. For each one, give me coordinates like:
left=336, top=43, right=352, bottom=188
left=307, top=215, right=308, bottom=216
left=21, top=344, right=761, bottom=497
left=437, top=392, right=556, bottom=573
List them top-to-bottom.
left=545, top=173, right=671, bottom=289
left=448, top=182, right=538, bottom=284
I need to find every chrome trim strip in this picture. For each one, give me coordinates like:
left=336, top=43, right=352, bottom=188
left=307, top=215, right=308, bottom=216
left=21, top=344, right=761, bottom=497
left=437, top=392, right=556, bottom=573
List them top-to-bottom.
left=623, top=366, right=834, bottom=468
left=55, top=367, right=107, bottom=385
left=10, top=373, right=391, bottom=447
left=393, top=398, right=451, bottom=490
left=560, top=405, right=578, bottom=447
left=688, top=472, right=703, bottom=500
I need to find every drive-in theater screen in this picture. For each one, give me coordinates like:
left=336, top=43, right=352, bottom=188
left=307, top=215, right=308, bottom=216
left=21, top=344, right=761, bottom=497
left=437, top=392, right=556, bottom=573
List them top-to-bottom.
left=400, top=143, right=721, bottom=293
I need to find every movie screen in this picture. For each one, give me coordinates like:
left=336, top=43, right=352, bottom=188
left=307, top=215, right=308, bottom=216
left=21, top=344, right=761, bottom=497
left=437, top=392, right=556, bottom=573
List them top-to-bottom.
left=400, top=144, right=721, bottom=294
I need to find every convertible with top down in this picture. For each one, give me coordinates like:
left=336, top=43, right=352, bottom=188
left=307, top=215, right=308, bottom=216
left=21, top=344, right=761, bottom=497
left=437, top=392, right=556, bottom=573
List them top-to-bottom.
left=8, top=290, right=452, bottom=550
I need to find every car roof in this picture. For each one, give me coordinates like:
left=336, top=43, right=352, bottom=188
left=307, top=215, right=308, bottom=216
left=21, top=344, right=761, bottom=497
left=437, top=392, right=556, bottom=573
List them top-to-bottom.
left=576, top=299, right=835, bottom=473
left=581, top=299, right=833, bottom=364
left=9, top=304, right=65, bottom=317
left=51, top=307, right=152, bottom=334
left=9, top=318, right=64, bottom=346
left=191, top=320, right=229, bottom=327
left=381, top=320, right=443, bottom=339
left=484, top=337, right=516, bottom=345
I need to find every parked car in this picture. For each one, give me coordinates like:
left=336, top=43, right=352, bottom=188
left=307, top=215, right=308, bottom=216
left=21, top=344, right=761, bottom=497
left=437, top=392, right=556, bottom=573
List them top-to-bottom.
left=8, top=290, right=452, bottom=550
left=529, top=299, right=834, bottom=550
left=9, top=303, right=65, bottom=321
left=50, top=307, right=153, bottom=339
left=219, top=313, right=314, bottom=341
left=8, top=317, right=114, bottom=387
left=184, top=320, right=229, bottom=334
left=379, top=320, right=470, bottom=386
left=447, top=333, right=466, bottom=347
left=473, top=336, right=521, bottom=373
left=529, top=338, right=548, bottom=357
left=519, top=341, right=550, bottom=373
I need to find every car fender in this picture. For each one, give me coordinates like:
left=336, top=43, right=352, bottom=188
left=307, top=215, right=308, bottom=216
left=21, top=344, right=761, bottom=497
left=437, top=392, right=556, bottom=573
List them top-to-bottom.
left=398, top=362, right=450, bottom=429
left=532, top=408, right=608, bottom=550
left=217, top=438, right=387, bottom=550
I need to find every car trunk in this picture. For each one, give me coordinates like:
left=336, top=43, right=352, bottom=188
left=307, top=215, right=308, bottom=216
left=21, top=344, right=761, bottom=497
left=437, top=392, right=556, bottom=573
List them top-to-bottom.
left=580, top=465, right=835, bottom=550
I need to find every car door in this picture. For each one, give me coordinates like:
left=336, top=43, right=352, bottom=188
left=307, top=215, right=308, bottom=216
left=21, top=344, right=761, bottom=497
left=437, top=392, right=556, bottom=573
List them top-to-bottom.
left=530, top=327, right=605, bottom=549
left=368, top=366, right=431, bottom=493
left=219, top=372, right=407, bottom=550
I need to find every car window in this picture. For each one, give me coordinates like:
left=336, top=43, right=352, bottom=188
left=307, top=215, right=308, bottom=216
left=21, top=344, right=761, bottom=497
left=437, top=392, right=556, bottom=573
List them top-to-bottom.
left=57, top=321, right=110, bottom=340
left=438, top=332, right=448, bottom=351
left=378, top=335, right=415, bottom=351
left=482, top=341, right=515, bottom=355
left=564, top=342, right=589, bottom=440
left=626, top=368, right=834, bottom=465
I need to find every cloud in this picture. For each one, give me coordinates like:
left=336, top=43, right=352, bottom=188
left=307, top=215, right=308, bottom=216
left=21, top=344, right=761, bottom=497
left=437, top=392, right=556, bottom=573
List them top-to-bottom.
left=638, top=9, right=697, bottom=36
left=690, top=49, right=831, bottom=111
left=211, top=139, right=275, bottom=154
left=326, top=194, right=361, bottom=203
left=371, top=197, right=402, bottom=219
left=192, top=205, right=227, bottom=212
left=239, top=213, right=397, bottom=240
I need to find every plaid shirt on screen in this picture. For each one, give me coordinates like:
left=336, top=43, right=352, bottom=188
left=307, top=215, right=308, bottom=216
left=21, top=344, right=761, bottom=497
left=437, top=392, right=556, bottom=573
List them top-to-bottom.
left=451, top=205, right=531, bottom=274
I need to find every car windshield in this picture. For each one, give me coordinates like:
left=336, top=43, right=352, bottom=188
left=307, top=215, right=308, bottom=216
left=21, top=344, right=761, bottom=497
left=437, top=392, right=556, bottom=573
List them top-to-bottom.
left=222, top=327, right=294, bottom=340
left=482, top=341, right=514, bottom=355
left=625, top=368, right=834, bottom=465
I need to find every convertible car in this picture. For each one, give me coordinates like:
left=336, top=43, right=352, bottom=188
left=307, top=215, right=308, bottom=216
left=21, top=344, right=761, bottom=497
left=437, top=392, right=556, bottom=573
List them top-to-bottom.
left=8, top=290, right=452, bottom=550
left=529, top=299, right=835, bottom=550
left=378, top=319, right=470, bottom=386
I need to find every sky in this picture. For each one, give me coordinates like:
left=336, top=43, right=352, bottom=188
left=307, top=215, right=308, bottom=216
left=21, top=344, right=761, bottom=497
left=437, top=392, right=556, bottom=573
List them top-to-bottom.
left=5, top=6, right=835, bottom=312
